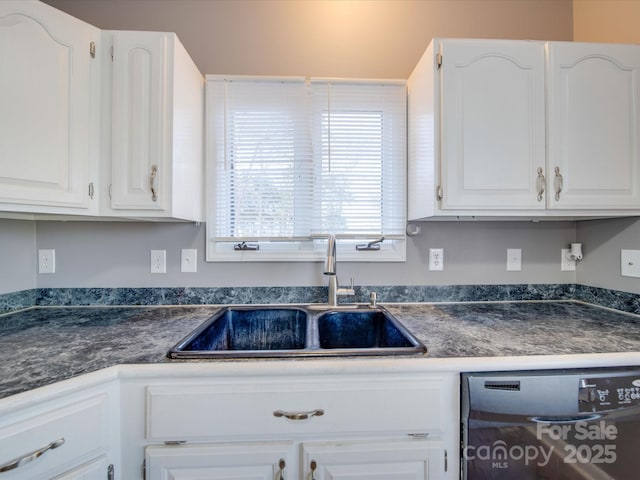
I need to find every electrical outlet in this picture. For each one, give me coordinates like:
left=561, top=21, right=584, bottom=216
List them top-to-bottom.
left=429, top=248, right=444, bottom=271
left=507, top=248, right=522, bottom=271
left=561, top=248, right=576, bottom=271
left=38, top=249, right=56, bottom=274
left=181, top=249, right=197, bottom=273
left=150, top=250, right=166, bottom=274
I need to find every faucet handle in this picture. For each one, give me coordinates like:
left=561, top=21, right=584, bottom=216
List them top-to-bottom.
left=369, top=291, right=377, bottom=307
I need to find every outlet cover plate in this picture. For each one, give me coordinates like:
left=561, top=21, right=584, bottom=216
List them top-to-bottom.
left=429, top=248, right=444, bottom=271
left=38, top=249, right=56, bottom=274
left=150, top=250, right=166, bottom=274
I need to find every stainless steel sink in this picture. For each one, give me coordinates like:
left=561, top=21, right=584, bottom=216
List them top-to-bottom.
left=167, top=305, right=426, bottom=359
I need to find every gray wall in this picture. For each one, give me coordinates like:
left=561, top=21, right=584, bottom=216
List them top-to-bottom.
left=44, top=0, right=573, bottom=79
left=577, top=217, right=640, bottom=293
left=0, top=219, right=36, bottom=294
left=33, top=220, right=577, bottom=289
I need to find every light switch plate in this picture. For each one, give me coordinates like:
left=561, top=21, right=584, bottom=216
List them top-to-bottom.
left=507, top=248, right=521, bottom=271
left=561, top=248, right=576, bottom=271
left=181, top=249, right=197, bottom=273
left=621, top=249, right=640, bottom=278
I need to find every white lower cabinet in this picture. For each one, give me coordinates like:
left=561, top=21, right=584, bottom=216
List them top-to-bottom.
left=140, top=371, right=458, bottom=480
left=0, top=382, right=118, bottom=480
left=146, top=438, right=441, bottom=480
left=301, top=438, right=442, bottom=480
left=145, top=442, right=294, bottom=479
left=52, top=455, right=111, bottom=480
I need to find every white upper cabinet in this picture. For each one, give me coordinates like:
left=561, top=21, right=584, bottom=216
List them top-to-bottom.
left=0, top=0, right=100, bottom=215
left=104, top=30, right=204, bottom=221
left=408, top=38, right=640, bottom=220
left=439, top=39, right=546, bottom=211
left=547, top=41, right=640, bottom=209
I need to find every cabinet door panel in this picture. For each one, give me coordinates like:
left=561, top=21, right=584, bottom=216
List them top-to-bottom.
left=0, top=1, right=95, bottom=209
left=111, top=31, right=168, bottom=211
left=440, top=40, right=545, bottom=210
left=548, top=42, right=640, bottom=208
left=146, top=375, right=442, bottom=441
left=0, top=394, right=110, bottom=480
left=302, top=439, right=442, bottom=480
left=145, top=442, right=293, bottom=480
left=52, top=456, right=109, bottom=480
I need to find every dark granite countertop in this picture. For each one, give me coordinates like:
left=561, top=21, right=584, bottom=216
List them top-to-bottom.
left=1, top=301, right=640, bottom=399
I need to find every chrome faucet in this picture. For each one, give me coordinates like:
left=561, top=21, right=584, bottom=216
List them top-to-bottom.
left=324, top=234, right=355, bottom=306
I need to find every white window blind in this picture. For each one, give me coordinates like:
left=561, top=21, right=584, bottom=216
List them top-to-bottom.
left=206, top=76, right=406, bottom=261
left=207, top=78, right=313, bottom=241
left=311, top=81, right=406, bottom=236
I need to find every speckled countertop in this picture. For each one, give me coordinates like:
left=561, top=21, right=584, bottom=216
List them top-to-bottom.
left=1, top=301, right=640, bottom=399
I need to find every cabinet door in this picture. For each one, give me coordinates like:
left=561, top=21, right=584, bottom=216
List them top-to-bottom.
left=0, top=0, right=98, bottom=210
left=110, top=31, right=169, bottom=211
left=439, top=40, right=546, bottom=210
left=547, top=42, right=640, bottom=209
left=302, top=439, right=443, bottom=480
left=145, top=442, right=293, bottom=480
left=52, top=456, right=110, bottom=480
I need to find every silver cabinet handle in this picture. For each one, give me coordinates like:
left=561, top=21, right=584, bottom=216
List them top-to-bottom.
left=150, top=165, right=158, bottom=202
left=554, top=166, right=563, bottom=201
left=536, top=167, right=545, bottom=202
left=273, top=409, right=324, bottom=420
left=0, top=438, right=65, bottom=473
left=278, top=458, right=286, bottom=480
left=310, top=459, right=318, bottom=480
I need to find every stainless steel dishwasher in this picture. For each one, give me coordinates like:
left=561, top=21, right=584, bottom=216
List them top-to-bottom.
left=461, top=367, right=640, bottom=479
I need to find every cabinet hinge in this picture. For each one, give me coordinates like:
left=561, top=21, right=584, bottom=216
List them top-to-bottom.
left=89, top=41, right=96, bottom=58
left=436, top=53, right=442, bottom=69
left=88, top=182, right=95, bottom=199
left=109, top=184, right=113, bottom=199
left=436, top=185, right=443, bottom=201
left=142, top=459, right=146, bottom=480
left=107, top=464, right=114, bottom=480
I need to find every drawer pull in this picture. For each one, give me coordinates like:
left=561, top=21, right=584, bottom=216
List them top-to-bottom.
left=273, top=409, right=324, bottom=420
left=0, top=437, right=65, bottom=473
left=310, top=459, right=318, bottom=480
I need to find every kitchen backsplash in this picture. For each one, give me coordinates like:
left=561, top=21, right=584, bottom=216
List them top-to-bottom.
left=1, top=284, right=638, bottom=316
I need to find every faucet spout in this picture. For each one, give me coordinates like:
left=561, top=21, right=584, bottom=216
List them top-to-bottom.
left=323, top=234, right=354, bottom=306
left=325, top=234, right=336, bottom=275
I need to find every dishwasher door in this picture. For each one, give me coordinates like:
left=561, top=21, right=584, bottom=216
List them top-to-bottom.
left=461, top=367, right=640, bottom=480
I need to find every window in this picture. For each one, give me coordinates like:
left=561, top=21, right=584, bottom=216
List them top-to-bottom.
left=206, top=76, right=406, bottom=262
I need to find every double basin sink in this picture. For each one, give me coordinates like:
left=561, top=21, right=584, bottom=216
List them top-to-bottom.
left=167, top=305, right=427, bottom=358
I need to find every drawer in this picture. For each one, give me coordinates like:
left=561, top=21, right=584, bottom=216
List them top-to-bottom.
left=146, top=374, right=445, bottom=442
left=0, top=394, right=109, bottom=480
